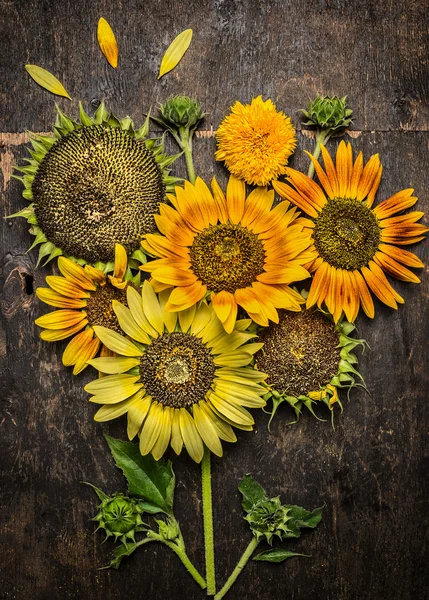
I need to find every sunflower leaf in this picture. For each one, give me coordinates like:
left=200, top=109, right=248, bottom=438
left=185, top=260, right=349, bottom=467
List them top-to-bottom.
left=158, top=29, right=193, bottom=79
left=25, top=65, right=71, bottom=100
left=105, top=435, right=175, bottom=514
left=238, top=474, right=267, bottom=512
left=253, top=549, right=310, bottom=563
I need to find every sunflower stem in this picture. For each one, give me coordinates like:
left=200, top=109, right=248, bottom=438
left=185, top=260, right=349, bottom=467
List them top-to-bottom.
left=179, top=126, right=197, bottom=183
left=307, top=129, right=331, bottom=179
left=201, top=446, right=216, bottom=595
left=149, top=532, right=207, bottom=589
left=214, top=537, right=259, bottom=600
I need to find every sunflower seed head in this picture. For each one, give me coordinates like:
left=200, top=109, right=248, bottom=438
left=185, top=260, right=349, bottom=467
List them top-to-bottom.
left=300, top=95, right=353, bottom=132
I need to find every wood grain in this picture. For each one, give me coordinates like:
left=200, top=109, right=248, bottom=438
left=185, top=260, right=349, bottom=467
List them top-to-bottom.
left=1, top=1, right=428, bottom=599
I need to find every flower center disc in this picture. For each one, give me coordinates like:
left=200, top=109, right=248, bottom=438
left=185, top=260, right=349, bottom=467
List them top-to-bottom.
left=33, top=125, right=165, bottom=263
left=313, top=197, right=380, bottom=270
left=190, top=224, right=265, bottom=293
left=86, top=283, right=129, bottom=333
left=255, top=310, right=340, bottom=397
left=139, top=332, right=216, bottom=407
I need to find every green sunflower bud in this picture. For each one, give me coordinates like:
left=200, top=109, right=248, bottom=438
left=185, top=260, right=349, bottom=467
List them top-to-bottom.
left=158, top=95, right=205, bottom=131
left=300, top=95, right=353, bottom=132
left=93, top=491, right=145, bottom=546
left=245, top=496, right=293, bottom=544
left=155, top=517, right=180, bottom=541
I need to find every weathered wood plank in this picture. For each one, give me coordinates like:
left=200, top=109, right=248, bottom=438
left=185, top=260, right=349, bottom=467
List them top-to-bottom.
left=1, top=1, right=428, bottom=599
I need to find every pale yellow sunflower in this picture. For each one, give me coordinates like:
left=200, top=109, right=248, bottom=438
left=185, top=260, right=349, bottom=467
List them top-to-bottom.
left=215, top=96, right=297, bottom=187
left=273, top=141, right=428, bottom=322
left=141, top=176, right=315, bottom=332
left=35, top=244, right=139, bottom=374
left=84, top=282, right=267, bottom=462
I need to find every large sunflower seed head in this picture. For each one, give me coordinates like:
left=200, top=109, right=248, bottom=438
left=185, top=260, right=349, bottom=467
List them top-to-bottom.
left=158, top=95, right=204, bottom=130
left=300, top=95, right=353, bottom=132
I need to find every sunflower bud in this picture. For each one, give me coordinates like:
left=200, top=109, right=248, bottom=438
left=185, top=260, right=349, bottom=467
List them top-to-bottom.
left=158, top=95, right=204, bottom=131
left=300, top=95, right=353, bottom=132
left=93, top=493, right=145, bottom=545
left=245, top=496, right=293, bottom=544
left=155, top=517, right=180, bottom=541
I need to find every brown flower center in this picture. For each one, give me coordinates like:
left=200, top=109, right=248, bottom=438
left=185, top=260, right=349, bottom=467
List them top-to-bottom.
left=190, top=223, right=265, bottom=293
left=255, top=310, right=341, bottom=397
left=139, top=332, right=216, bottom=408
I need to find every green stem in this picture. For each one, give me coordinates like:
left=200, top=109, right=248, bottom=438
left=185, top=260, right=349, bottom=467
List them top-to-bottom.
left=179, top=126, right=196, bottom=184
left=307, top=129, right=331, bottom=179
left=201, top=446, right=216, bottom=595
left=149, top=532, right=206, bottom=589
left=214, top=537, right=259, bottom=600
left=165, top=540, right=207, bottom=589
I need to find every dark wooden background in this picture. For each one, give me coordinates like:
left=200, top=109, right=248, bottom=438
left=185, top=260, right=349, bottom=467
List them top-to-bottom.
left=1, top=1, right=428, bottom=599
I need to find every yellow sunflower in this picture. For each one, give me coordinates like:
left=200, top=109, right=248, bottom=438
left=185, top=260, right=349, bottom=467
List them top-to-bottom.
left=215, top=96, right=297, bottom=187
left=273, top=141, right=428, bottom=322
left=141, top=176, right=315, bottom=332
left=35, top=244, right=139, bottom=374
left=84, top=282, right=267, bottom=462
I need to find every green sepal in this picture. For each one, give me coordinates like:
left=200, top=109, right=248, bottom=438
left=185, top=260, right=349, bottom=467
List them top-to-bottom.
left=78, top=101, right=93, bottom=126
left=94, top=101, right=109, bottom=124
left=83, top=482, right=110, bottom=502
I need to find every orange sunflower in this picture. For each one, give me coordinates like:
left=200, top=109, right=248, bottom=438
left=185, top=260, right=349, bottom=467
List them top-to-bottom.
left=273, top=141, right=427, bottom=322
left=141, top=176, right=315, bottom=332
left=35, top=244, right=139, bottom=374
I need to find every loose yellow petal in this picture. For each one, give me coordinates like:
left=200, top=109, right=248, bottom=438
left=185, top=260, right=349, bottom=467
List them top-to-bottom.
left=97, top=18, right=118, bottom=68
left=158, top=28, right=193, bottom=79
left=25, top=65, right=71, bottom=100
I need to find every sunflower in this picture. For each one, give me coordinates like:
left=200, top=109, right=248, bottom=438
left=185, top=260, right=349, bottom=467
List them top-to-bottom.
left=215, top=96, right=297, bottom=187
left=10, top=102, right=181, bottom=269
left=273, top=141, right=428, bottom=322
left=141, top=176, right=315, bottom=332
left=35, top=244, right=140, bottom=374
left=84, top=282, right=267, bottom=462
left=254, top=301, right=365, bottom=425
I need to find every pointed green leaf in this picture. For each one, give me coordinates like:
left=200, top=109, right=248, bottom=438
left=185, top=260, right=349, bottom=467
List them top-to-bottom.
left=25, top=65, right=71, bottom=100
left=104, top=435, right=175, bottom=514
left=238, top=475, right=267, bottom=512
left=253, top=549, right=310, bottom=563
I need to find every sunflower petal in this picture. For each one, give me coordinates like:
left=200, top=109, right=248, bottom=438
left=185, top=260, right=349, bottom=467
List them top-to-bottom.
left=97, top=17, right=118, bottom=68
left=226, top=175, right=246, bottom=223
left=57, top=257, right=97, bottom=290
left=142, top=281, right=164, bottom=335
left=112, top=301, right=151, bottom=344
left=92, top=325, right=143, bottom=356
left=88, top=356, right=140, bottom=374
left=127, top=394, right=152, bottom=440
left=139, top=402, right=164, bottom=455
left=192, top=403, right=223, bottom=456
left=152, top=407, right=172, bottom=460
left=179, top=408, right=204, bottom=463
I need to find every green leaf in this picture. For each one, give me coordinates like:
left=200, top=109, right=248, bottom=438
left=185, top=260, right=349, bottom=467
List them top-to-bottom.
left=25, top=65, right=71, bottom=100
left=105, top=435, right=175, bottom=514
left=238, top=475, right=267, bottom=512
left=83, top=482, right=109, bottom=502
left=289, top=505, right=323, bottom=529
left=106, top=542, right=138, bottom=570
left=253, top=549, right=310, bottom=563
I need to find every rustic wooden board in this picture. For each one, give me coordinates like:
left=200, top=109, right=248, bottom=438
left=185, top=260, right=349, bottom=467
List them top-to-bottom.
left=1, top=1, right=428, bottom=599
